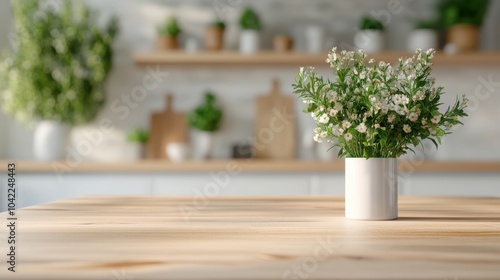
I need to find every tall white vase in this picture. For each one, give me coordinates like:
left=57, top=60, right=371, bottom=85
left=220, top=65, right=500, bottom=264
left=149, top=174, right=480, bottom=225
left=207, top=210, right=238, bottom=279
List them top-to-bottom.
left=305, top=25, right=324, bottom=53
left=407, top=29, right=438, bottom=52
left=239, top=30, right=260, bottom=54
left=354, top=30, right=384, bottom=53
left=33, top=120, right=69, bottom=161
left=193, top=131, right=214, bottom=160
left=345, top=158, right=398, bottom=220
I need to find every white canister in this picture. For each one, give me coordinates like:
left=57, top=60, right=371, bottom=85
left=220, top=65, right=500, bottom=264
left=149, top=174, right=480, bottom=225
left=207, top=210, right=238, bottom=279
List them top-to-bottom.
left=305, top=25, right=324, bottom=53
left=407, top=29, right=438, bottom=52
left=354, top=30, right=384, bottom=53
left=33, top=120, right=69, bottom=161
left=166, top=143, right=191, bottom=162
left=345, top=158, right=398, bottom=220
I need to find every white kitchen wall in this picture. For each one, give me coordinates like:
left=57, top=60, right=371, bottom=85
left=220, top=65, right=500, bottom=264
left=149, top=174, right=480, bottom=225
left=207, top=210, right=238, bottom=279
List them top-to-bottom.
left=1, top=0, right=500, bottom=161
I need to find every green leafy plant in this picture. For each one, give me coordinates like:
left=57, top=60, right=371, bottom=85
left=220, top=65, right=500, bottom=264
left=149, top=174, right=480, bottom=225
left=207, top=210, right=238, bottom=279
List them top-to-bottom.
left=0, top=0, right=118, bottom=125
left=439, top=0, right=490, bottom=27
left=239, top=7, right=261, bottom=30
left=360, top=16, right=384, bottom=31
left=157, top=17, right=181, bottom=37
left=211, top=20, right=226, bottom=30
left=415, top=20, right=439, bottom=30
left=293, top=48, right=468, bottom=158
left=188, top=92, right=223, bottom=132
left=127, top=129, right=149, bottom=144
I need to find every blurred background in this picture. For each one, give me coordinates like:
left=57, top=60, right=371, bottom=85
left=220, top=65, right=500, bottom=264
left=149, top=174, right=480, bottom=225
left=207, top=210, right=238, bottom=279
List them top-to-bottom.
left=0, top=0, right=499, bottom=209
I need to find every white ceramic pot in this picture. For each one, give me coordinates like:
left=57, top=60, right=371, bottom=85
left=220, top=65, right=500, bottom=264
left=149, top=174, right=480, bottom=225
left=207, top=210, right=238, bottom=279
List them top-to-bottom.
left=305, top=25, right=324, bottom=53
left=407, top=29, right=438, bottom=52
left=239, top=30, right=260, bottom=54
left=354, top=30, right=384, bottom=53
left=33, top=120, right=69, bottom=161
left=193, top=131, right=214, bottom=160
left=126, top=143, right=146, bottom=161
left=166, top=143, right=191, bottom=162
left=345, top=158, right=398, bottom=220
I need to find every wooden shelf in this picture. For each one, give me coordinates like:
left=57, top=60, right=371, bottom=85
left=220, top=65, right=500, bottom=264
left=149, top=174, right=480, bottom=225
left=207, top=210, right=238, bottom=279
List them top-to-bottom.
left=133, top=51, right=500, bottom=67
left=1, top=160, right=500, bottom=173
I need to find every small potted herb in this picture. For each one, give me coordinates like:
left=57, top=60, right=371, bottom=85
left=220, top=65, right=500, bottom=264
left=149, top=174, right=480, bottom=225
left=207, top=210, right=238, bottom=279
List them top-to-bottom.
left=439, top=0, right=490, bottom=52
left=239, top=7, right=261, bottom=54
left=156, top=16, right=181, bottom=50
left=354, top=16, right=385, bottom=53
left=204, top=20, right=225, bottom=51
left=408, top=20, right=439, bottom=52
left=273, top=33, right=294, bottom=52
left=188, top=92, right=223, bottom=160
left=127, top=129, right=149, bottom=161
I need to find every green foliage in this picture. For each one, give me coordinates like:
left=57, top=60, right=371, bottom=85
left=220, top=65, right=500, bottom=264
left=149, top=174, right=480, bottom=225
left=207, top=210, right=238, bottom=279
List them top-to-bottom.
left=0, top=0, right=118, bottom=125
left=439, top=0, right=490, bottom=27
left=239, top=7, right=261, bottom=30
left=360, top=16, right=384, bottom=31
left=157, top=17, right=181, bottom=37
left=211, top=20, right=226, bottom=30
left=415, top=20, right=439, bottom=30
left=293, top=48, right=468, bottom=159
left=188, top=93, right=223, bottom=132
left=127, top=129, right=149, bottom=143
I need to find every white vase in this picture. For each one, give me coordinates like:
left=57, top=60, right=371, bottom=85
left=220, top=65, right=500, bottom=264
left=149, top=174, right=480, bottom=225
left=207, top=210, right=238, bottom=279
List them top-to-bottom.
left=305, top=25, right=324, bottom=53
left=407, top=29, right=438, bottom=52
left=239, top=30, right=260, bottom=54
left=354, top=30, right=384, bottom=53
left=33, top=120, right=69, bottom=161
left=193, top=131, right=214, bottom=160
left=126, top=143, right=145, bottom=161
left=166, top=143, right=191, bottom=162
left=345, top=158, right=398, bottom=220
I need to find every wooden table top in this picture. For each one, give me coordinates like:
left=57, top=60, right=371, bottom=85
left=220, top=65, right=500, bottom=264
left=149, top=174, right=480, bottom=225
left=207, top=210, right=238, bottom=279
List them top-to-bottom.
left=1, top=196, right=500, bottom=280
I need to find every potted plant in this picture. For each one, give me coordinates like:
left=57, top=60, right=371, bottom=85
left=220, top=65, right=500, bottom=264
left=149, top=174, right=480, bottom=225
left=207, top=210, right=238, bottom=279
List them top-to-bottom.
left=0, top=0, right=118, bottom=161
left=439, top=0, right=490, bottom=52
left=239, top=7, right=261, bottom=54
left=157, top=16, right=181, bottom=50
left=354, top=16, right=385, bottom=53
left=204, top=20, right=225, bottom=51
left=407, top=20, right=439, bottom=52
left=273, top=33, right=294, bottom=52
left=293, top=48, right=468, bottom=220
left=188, top=92, right=223, bottom=160
left=127, top=129, right=149, bottom=161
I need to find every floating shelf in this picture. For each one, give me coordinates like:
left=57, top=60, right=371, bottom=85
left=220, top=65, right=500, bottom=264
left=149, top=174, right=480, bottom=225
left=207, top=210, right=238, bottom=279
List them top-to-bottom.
left=133, top=51, right=500, bottom=67
left=1, top=160, right=500, bottom=173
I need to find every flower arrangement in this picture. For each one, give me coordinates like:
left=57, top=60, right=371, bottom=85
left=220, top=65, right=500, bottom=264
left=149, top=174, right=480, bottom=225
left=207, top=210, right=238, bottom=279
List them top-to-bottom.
left=0, top=0, right=118, bottom=125
left=292, top=48, right=468, bottom=158
left=188, top=92, right=223, bottom=132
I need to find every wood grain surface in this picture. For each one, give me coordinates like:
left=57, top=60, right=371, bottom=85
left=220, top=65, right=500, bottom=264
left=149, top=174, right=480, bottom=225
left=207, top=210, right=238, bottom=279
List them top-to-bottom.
left=254, top=79, right=296, bottom=159
left=1, top=196, right=499, bottom=279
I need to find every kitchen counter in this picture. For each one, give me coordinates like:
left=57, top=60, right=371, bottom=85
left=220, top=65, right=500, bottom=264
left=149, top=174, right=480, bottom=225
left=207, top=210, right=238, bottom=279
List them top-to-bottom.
left=1, top=196, right=500, bottom=279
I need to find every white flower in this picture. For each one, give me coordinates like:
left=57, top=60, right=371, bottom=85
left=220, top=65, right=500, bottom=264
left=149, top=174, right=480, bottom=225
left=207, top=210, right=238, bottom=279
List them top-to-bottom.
left=369, top=58, right=375, bottom=64
left=299, top=67, right=304, bottom=75
left=360, top=71, right=366, bottom=80
left=354, top=88, right=360, bottom=94
left=392, top=95, right=402, bottom=105
left=401, top=96, right=410, bottom=105
left=334, top=102, right=343, bottom=112
left=395, top=106, right=406, bottom=116
left=408, top=112, right=419, bottom=122
left=319, top=113, right=330, bottom=124
left=350, top=114, right=358, bottom=120
left=388, top=114, right=396, bottom=123
left=431, top=115, right=441, bottom=124
left=421, top=118, right=428, bottom=126
left=342, top=120, right=352, bottom=129
left=356, top=123, right=367, bottom=133
left=374, top=124, right=381, bottom=129
left=403, top=124, right=412, bottom=133
left=332, top=125, right=344, bottom=136
left=428, top=128, right=436, bottom=135
left=320, top=131, right=327, bottom=138
left=344, top=133, right=353, bottom=142
left=313, top=134, right=322, bottom=143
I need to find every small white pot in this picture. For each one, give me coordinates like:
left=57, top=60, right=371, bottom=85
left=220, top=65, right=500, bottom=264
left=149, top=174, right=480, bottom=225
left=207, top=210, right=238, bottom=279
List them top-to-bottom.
left=305, top=25, right=324, bottom=53
left=407, top=29, right=438, bottom=52
left=239, top=30, right=260, bottom=54
left=354, top=30, right=384, bottom=53
left=33, top=120, right=69, bottom=161
left=193, top=131, right=214, bottom=160
left=126, top=143, right=146, bottom=161
left=166, top=143, right=191, bottom=162
left=345, top=158, right=398, bottom=220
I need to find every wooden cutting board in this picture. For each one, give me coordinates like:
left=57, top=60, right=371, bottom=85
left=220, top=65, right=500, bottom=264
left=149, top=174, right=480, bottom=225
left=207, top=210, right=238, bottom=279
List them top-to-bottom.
left=254, top=79, right=296, bottom=159
left=147, top=95, right=187, bottom=159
